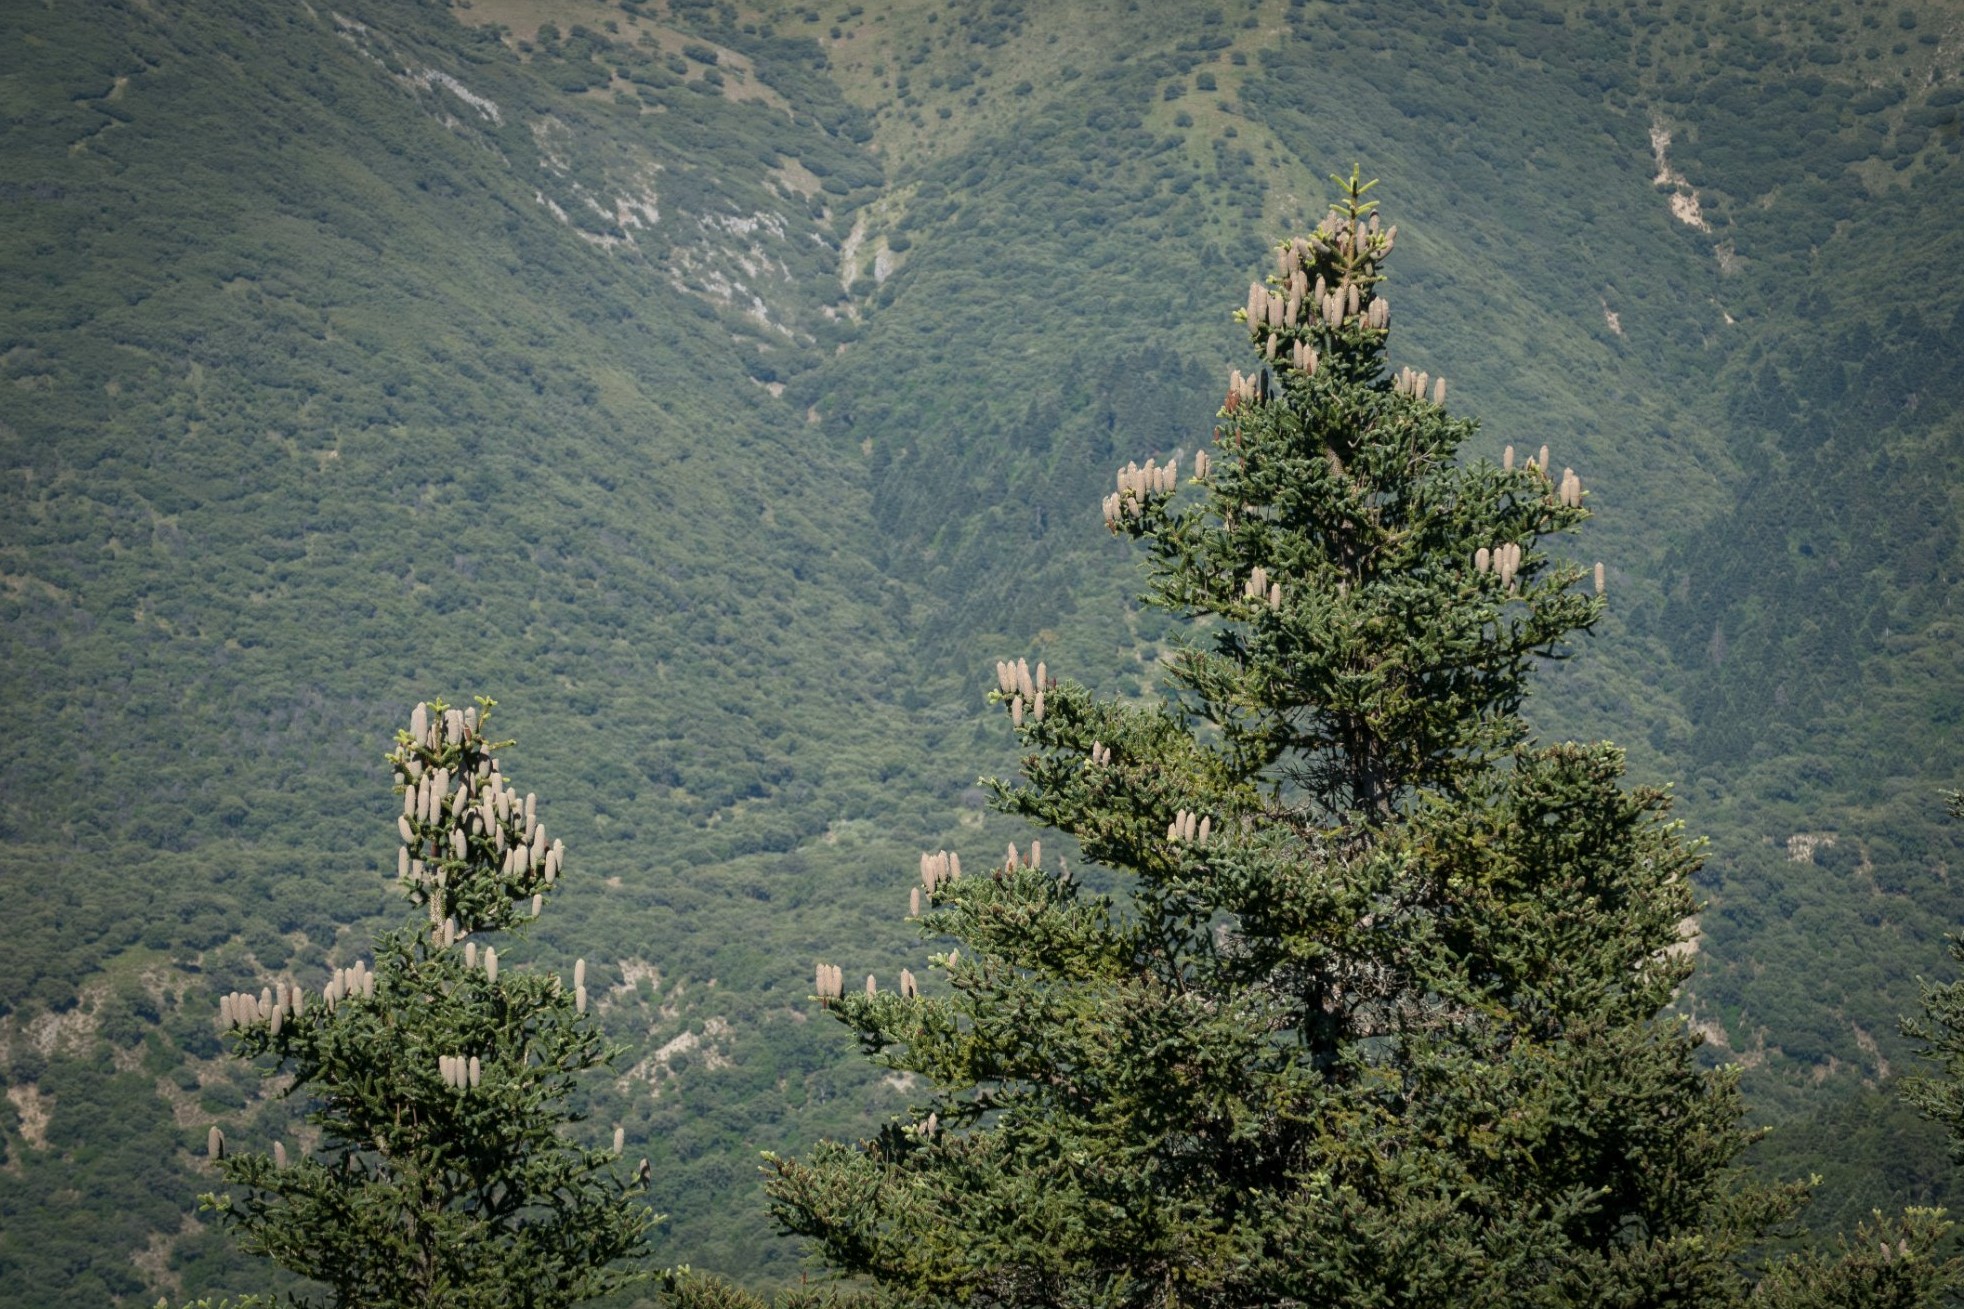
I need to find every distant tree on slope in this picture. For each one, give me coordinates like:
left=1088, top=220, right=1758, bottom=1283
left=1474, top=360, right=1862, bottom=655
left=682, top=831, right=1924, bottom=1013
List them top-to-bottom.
left=762, top=173, right=1960, bottom=1308
left=200, top=699, right=654, bottom=1309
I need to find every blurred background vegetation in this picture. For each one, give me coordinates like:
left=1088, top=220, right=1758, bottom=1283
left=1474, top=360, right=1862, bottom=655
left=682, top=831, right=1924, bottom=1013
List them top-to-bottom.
left=1, top=0, right=1960, bottom=1301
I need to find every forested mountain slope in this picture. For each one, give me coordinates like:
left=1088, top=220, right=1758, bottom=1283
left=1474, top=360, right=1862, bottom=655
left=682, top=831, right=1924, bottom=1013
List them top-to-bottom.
left=0, top=0, right=1959, bottom=1301
left=1, top=2, right=950, bottom=1294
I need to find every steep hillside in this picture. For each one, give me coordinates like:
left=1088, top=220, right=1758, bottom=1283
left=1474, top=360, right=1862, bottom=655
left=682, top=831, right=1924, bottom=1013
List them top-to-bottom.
left=1, top=0, right=1961, bottom=1301
left=0, top=1, right=954, bottom=1296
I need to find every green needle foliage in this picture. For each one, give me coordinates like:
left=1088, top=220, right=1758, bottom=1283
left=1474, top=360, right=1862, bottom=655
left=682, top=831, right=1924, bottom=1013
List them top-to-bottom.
left=764, top=176, right=1959, bottom=1308
left=200, top=699, right=655, bottom=1309
left=1904, top=789, right=1964, bottom=1160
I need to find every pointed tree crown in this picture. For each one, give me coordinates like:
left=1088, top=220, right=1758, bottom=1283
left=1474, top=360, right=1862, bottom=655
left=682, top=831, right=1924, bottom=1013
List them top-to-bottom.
left=1119, top=169, right=1599, bottom=817
left=201, top=699, right=652, bottom=1309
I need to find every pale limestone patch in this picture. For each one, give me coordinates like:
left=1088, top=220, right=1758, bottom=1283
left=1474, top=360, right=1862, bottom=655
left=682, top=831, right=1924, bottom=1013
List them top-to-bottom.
left=403, top=67, right=502, bottom=124
left=531, top=116, right=572, bottom=174
left=1649, top=123, right=1713, bottom=233
left=1649, top=123, right=1680, bottom=187
left=540, top=176, right=662, bottom=252
left=613, top=182, right=661, bottom=233
left=1668, top=191, right=1711, bottom=232
left=661, top=211, right=797, bottom=330
left=702, top=211, right=786, bottom=240
left=838, top=215, right=867, bottom=292
left=1786, top=832, right=1837, bottom=863
left=1666, top=914, right=1700, bottom=960
left=601, top=958, right=665, bottom=1009
left=616, top=958, right=663, bottom=993
left=2, top=985, right=107, bottom=1063
left=1683, top=1005, right=1772, bottom=1070
left=1686, top=1015, right=1731, bottom=1051
left=616, top=1017, right=732, bottom=1096
left=1851, top=1023, right=1891, bottom=1080
left=1732, top=1027, right=1769, bottom=1070
left=652, top=1028, right=699, bottom=1064
left=8, top=1083, right=52, bottom=1149
left=130, top=1214, right=201, bottom=1299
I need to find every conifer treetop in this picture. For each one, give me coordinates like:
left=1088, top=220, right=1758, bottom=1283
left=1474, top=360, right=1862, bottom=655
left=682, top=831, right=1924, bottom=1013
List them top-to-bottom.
left=1114, top=169, right=1603, bottom=819
left=200, top=699, right=653, bottom=1309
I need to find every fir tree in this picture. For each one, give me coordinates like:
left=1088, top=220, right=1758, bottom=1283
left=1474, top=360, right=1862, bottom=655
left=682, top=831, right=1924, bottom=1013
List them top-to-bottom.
left=764, top=175, right=1957, bottom=1308
left=200, top=698, right=654, bottom=1309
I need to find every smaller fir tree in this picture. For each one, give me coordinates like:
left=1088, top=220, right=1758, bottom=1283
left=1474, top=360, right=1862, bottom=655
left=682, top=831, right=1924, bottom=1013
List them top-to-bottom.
left=201, top=698, right=654, bottom=1309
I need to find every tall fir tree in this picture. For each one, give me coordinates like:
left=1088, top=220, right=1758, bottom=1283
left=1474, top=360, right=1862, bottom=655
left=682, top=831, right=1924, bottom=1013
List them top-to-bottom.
left=763, top=175, right=1957, bottom=1308
left=200, top=699, right=654, bottom=1309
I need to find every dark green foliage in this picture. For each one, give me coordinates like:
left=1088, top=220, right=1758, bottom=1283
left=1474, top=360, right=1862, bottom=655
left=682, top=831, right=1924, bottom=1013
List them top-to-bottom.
left=765, top=179, right=1958, bottom=1306
left=201, top=701, right=655, bottom=1306
left=1902, top=790, right=1964, bottom=1165
left=1909, top=974, right=1964, bottom=1147
left=1750, top=1084, right=1962, bottom=1235
left=1748, top=1210, right=1961, bottom=1309
left=660, top=1265, right=874, bottom=1309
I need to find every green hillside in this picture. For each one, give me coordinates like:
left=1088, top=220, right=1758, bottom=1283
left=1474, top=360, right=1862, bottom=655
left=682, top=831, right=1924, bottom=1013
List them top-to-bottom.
left=0, top=0, right=1960, bottom=1301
